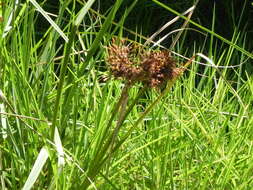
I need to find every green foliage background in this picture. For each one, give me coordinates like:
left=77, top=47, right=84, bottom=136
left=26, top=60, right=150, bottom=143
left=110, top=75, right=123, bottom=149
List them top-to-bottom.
left=0, top=0, right=253, bottom=189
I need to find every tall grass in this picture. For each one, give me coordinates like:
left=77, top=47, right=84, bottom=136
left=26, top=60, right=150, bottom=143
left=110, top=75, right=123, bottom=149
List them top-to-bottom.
left=0, top=0, right=252, bottom=189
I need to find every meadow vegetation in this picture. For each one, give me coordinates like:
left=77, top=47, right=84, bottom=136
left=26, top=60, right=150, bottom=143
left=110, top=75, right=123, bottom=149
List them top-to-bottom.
left=0, top=0, right=253, bottom=189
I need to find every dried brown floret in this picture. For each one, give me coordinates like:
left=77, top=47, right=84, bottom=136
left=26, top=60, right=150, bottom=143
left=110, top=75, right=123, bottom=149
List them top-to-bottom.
left=106, top=39, right=182, bottom=88
left=107, top=41, right=142, bottom=83
left=141, top=51, right=177, bottom=87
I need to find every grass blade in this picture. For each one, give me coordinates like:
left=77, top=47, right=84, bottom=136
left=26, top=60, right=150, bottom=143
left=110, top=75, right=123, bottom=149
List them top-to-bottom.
left=29, top=0, right=68, bottom=42
left=75, top=0, right=96, bottom=26
left=78, top=0, right=123, bottom=76
left=151, top=0, right=253, bottom=59
left=22, top=147, right=49, bottom=190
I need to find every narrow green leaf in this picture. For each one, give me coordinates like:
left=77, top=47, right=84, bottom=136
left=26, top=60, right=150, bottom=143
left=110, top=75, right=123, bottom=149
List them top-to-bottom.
left=29, top=0, right=68, bottom=42
left=75, top=0, right=96, bottom=26
left=78, top=0, right=123, bottom=76
left=151, top=0, right=253, bottom=59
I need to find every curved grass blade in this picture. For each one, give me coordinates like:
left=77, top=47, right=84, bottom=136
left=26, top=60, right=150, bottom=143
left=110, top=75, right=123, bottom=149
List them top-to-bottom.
left=29, top=0, right=68, bottom=42
left=151, top=0, right=253, bottom=59
left=22, top=147, right=49, bottom=190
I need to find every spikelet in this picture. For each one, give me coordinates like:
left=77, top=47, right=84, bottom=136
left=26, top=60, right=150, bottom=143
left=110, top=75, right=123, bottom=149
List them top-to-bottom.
left=106, top=38, right=182, bottom=88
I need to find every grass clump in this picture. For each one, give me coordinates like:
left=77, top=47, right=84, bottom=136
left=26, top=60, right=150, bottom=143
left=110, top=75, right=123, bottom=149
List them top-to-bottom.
left=0, top=0, right=253, bottom=189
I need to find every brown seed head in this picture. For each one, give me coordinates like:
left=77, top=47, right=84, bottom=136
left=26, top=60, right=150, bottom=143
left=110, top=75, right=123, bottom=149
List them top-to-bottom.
left=106, top=39, right=181, bottom=88
left=141, top=51, right=177, bottom=87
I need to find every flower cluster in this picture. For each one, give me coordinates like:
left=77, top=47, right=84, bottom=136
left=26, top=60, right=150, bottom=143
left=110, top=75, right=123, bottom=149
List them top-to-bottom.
left=106, top=39, right=183, bottom=88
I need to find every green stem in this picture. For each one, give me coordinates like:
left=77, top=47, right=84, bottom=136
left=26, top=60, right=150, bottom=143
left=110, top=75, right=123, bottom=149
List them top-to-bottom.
left=51, top=24, right=77, bottom=140
left=81, top=84, right=146, bottom=188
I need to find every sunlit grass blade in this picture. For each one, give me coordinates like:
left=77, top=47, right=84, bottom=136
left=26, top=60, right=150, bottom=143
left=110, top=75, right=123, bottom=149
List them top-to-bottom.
left=29, top=0, right=68, bottom=42
left=75, top=0, right=96, bottom=26
left=78, top=0, right=123, bottom=75
left=151, top=0, right=253, bottom=59
left=22, top=147, right=49, bottom=190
